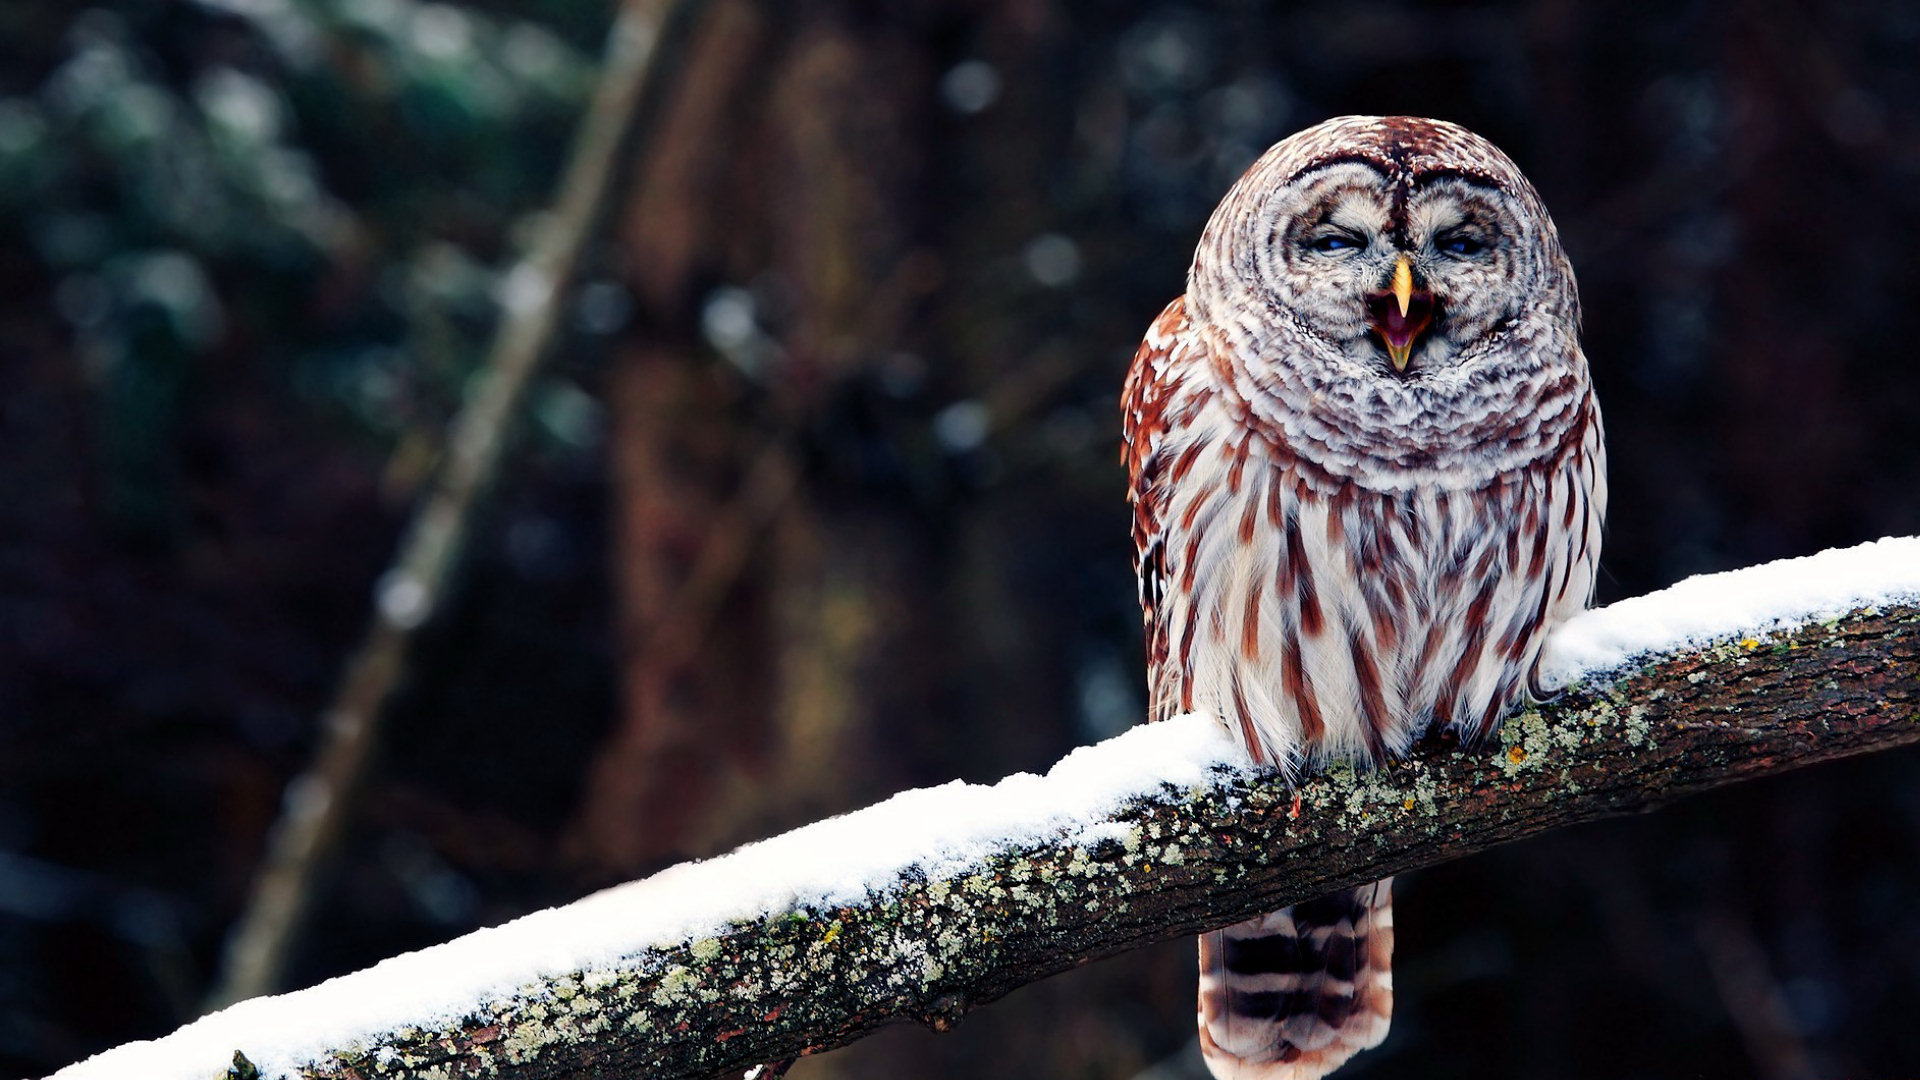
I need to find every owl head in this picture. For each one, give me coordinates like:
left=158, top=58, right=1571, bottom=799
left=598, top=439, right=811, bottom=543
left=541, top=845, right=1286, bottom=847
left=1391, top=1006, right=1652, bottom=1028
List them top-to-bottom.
left=1188, top=116, right=1580, bottom=386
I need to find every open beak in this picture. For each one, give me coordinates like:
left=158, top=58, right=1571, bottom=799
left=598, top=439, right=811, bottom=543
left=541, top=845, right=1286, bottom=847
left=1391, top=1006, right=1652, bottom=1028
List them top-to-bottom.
left=1367, top=254, right=1435, bottom=372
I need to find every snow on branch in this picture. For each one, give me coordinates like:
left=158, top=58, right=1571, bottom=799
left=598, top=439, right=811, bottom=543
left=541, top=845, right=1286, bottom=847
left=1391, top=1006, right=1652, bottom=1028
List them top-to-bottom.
left=48, top=537, right=1920, bottom=1080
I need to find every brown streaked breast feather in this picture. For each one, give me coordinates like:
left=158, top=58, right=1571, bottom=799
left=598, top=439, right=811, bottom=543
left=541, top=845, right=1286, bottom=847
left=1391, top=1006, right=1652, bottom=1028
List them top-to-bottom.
left=1284, top=511, right=1326, bottom=638
left=1241, top=577, right=1264, bottom=660
left=1348, top=633, right=1390, bottom=759
left=1282, top=634, right=1324, bottom=744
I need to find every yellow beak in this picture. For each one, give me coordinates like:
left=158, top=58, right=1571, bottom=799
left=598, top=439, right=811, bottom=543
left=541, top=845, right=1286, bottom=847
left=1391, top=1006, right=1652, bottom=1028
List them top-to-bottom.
left=1369, top=253, right=1433, bottom=373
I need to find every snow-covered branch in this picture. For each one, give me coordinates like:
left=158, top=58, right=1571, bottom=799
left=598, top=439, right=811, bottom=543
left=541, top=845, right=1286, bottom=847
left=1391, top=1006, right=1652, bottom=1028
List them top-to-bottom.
left=49, top=538, right=1920, bottom=1080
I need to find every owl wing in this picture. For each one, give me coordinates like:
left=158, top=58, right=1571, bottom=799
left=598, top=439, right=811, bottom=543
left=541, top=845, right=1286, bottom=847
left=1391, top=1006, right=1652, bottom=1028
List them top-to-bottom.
left=1122, top=296, right=1194, bottom=724
left=1513, top=386, right=1609, bottom=709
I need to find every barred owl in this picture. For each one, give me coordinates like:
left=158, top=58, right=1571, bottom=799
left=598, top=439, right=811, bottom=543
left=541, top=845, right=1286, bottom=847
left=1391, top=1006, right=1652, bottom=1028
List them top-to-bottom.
left=1122, top=116, right=1606, bottom=1078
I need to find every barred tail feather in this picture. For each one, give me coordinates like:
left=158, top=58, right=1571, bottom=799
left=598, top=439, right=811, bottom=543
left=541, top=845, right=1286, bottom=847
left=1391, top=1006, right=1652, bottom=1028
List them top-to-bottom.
left=1197, top=879, right=1394, bottom=1080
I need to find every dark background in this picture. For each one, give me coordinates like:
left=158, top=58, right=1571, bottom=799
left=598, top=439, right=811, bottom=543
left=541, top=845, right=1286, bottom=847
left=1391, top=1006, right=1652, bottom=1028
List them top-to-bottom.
left=5, top=1, right=1920, bottom=1078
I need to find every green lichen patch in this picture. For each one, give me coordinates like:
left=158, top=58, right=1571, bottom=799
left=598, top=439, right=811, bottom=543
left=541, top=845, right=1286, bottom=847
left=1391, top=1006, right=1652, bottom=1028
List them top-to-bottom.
left=649, top=965, right=701, bottom=1007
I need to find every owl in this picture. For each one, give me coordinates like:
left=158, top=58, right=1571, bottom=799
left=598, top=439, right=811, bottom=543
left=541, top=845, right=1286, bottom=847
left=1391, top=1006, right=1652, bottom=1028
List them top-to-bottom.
left=1122, top=116, right=1606, bottom=1078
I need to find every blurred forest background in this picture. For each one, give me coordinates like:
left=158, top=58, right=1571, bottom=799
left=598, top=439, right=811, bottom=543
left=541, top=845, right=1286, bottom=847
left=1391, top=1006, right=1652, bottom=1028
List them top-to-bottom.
left=5, top=0, right=1920, bottom=1078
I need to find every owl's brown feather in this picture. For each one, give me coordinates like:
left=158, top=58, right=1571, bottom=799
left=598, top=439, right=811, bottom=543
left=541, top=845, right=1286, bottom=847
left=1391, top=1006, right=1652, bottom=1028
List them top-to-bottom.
left=1123, top=116, right=1606, bottom=1080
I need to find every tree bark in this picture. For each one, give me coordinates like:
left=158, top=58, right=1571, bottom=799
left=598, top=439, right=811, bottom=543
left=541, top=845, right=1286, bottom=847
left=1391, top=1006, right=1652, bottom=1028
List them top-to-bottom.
left=181, top=600, right=1917, bottom=1080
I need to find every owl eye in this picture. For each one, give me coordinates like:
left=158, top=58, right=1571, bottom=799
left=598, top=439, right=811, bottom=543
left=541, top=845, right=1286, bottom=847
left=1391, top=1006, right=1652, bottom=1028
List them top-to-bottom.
left=1305, top=232, right=1366, bottom=255
left=1437, top=232, right=1490, bottom=258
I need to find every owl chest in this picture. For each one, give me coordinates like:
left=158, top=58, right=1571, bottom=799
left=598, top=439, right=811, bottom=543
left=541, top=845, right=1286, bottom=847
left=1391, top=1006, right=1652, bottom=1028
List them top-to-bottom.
left=1158, top=433, right=1547, bottom=763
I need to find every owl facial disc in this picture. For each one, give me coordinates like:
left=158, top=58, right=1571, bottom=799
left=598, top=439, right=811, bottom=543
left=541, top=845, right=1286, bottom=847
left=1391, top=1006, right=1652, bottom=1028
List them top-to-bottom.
left=1366, top=254, right=1434, bottom=371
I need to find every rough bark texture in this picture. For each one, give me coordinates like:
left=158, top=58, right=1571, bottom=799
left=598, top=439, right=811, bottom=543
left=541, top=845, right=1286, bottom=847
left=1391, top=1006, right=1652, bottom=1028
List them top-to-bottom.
left=217, top=601, right=1917, bottom=1080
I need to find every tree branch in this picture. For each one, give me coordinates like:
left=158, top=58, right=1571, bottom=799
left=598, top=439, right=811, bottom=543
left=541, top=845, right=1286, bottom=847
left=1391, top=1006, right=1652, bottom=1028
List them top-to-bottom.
left=51, top=561, right=1920, bottom=1080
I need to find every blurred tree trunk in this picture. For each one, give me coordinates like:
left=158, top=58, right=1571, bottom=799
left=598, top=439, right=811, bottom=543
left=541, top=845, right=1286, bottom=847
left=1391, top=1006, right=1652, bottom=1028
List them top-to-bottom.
left=579, top=0, right=950, bottom=871
left=583, top=0, right=777, bottom=870
left=573, top=5, right=1186, bottom=1075
left=1717, top=11, right=1864, bottom=558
